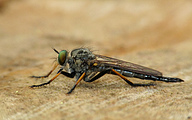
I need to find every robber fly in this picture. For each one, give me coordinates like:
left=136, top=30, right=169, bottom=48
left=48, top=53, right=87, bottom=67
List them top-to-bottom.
left=30, top=48, right=184, bottom=94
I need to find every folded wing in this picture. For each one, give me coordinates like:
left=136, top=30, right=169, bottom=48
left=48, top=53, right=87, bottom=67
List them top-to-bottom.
left=95, top=54, right=162, bottom=77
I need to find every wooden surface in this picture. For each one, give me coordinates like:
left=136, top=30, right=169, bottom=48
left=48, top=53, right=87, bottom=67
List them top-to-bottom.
left=0, top=1, right=192, bottom=120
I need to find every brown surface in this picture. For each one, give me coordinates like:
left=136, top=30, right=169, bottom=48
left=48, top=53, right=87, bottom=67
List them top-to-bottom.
left=0, top=1, right=192, bottom=120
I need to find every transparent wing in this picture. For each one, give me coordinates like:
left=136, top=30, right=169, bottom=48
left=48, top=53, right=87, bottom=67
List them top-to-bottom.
left=94, top=54, right=162, bottom=76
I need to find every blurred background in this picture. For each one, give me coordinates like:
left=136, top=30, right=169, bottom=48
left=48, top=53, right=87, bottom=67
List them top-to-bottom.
left=0, top=0, right=192, bottom=120
left=0, top=0, right=191, bottom=65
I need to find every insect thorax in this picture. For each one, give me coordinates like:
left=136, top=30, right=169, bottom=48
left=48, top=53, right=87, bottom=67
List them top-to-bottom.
left=68, top=48, right=96, bottom=73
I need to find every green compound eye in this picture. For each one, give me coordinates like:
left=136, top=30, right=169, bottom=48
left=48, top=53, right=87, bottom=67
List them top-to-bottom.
left=58, top=50, right=67, bottom=65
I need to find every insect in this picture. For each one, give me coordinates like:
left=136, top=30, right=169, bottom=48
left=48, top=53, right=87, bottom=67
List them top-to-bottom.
left=30, top=48, right=184, bottom=94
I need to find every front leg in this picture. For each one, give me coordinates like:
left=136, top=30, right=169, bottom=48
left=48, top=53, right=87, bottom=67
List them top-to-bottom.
left=31, top=62, right=59, bottom=78
left=30, top=69, right=75, bottom=88
left=30, top=72, right=61, bottom=88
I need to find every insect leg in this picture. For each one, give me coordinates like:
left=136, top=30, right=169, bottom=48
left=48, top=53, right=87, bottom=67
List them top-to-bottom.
left=31, top=62, right=59, bottom=78
left=111, top=69, right=155, bottom=87
left=85, top=70, right=110, bottom=82
left=30, top=72, right=61, bottom=88
left=67, top=72, right=86, bottom=94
